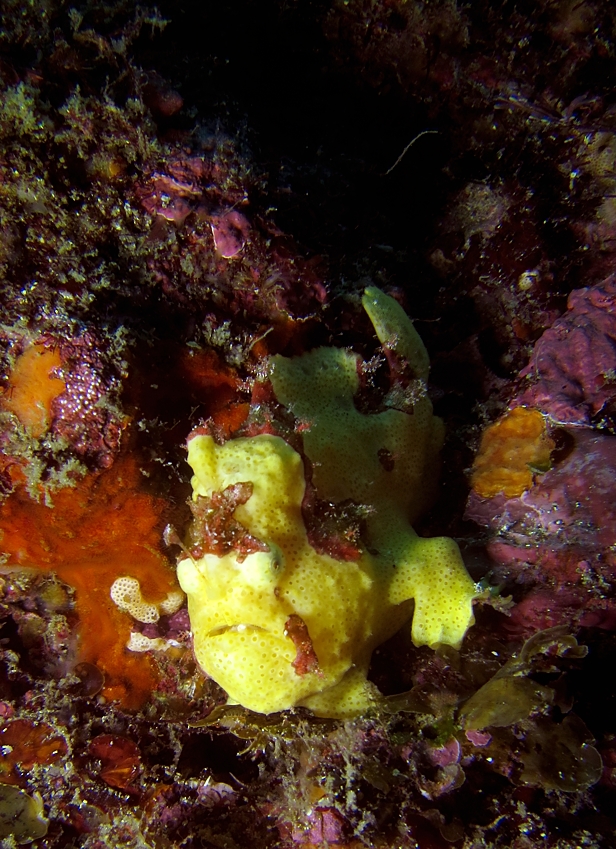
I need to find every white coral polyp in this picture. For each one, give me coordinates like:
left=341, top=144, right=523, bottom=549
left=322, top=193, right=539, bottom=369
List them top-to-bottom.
left=110, top=576, right=160, bottom=623
left=159, top=589, right=185, bottom=615
left=126, top=632, right=169, bottom=653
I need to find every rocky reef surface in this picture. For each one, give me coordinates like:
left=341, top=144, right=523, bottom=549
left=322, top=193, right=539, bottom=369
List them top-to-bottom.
left=1, top=1, right=616, bottom=847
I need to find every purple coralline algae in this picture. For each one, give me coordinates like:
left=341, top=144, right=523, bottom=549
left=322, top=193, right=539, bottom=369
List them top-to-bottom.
left=135, top=150, right=327, bottom=318
left=467, top=276, right=616, bottom=636
left=516, top=276, right=616, bottom=428
left=50, top=333, right=125, bottom=470
left=468, top=427, right=616, bottom=633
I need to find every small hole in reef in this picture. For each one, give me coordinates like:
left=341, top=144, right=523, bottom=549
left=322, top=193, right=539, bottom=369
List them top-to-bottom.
left=550, top=428, right=575, bottom=465
left=377, top=447, right=395, bottom=472
left=177, top=731, right=258, bottom=782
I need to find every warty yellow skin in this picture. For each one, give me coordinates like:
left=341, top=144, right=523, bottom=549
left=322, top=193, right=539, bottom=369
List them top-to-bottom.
left=177, top=288, right=477, bottom=718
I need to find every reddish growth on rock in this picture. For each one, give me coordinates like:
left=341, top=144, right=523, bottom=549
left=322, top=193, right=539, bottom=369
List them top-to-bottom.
left=0, top=454, right=179, bottom=708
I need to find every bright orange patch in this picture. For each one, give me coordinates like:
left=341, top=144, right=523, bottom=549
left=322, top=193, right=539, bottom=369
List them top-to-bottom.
left=1, top=344, right=66, bottom=437
left=471, top=407, right=555, bottom=499
left=0, top=455, right=179, bottom=709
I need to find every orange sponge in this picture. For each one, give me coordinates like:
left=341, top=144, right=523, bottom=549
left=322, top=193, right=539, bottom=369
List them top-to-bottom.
left=1, top=344, right=65, bottom=437
left=471, top=407, right=554, bottom=499
left=0, top=454, right=179, bottom=709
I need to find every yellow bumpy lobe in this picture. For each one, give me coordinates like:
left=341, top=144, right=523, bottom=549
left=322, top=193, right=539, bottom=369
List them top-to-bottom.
left=178, top=288, right=476, bottom=718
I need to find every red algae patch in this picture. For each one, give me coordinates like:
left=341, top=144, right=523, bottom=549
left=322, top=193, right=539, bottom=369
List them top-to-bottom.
left=0, top=344, right=66, bottom=438
left=180, top=347, right=248, bottom=438
left=180, top=347, right=240, bottom=412
left=180, top=347, right=239, bottom=393
left=211, top=401, right=250, bottom=440
left=471, top=407, right=555, bottom=498
left=0, top=454, right=179, bottom=709
left=0, top=720, right=68, bottom=786
left=88, top=734, right=141, bottom=792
